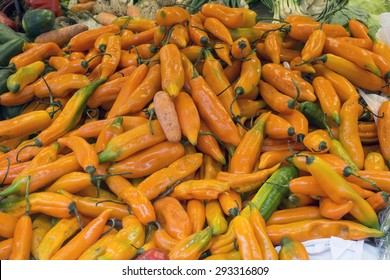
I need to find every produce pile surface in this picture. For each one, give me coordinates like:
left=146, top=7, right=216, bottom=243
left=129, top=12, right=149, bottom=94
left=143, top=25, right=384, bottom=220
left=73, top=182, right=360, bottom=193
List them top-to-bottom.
left=0, top=2, right=389, bottom=260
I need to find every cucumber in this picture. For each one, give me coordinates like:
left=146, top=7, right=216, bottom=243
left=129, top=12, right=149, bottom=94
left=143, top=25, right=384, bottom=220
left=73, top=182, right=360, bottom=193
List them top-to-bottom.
left=22, top=9, right=56, bottom=38
left=0, top=22, right=27, bottom=44
left=0, top=38, right=25, bottom=67
left=0, top=104, right=26, bottom=121
left=250, top=166, right=299, bottom=221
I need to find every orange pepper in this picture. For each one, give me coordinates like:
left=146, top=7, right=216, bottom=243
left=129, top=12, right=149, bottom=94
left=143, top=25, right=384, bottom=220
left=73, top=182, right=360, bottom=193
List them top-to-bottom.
left=201, top=3, right=245, bottom=29
left=156, top=6, right=190, bottom=26
left=189, top=15, right=210, bottom=46
left=113, top=16, right=157, bottom=33
left=204, top=17, right=234, bottom=45
left=348, top=19, right=371, bottom=40
left=288, top=22, right=349, bottom=42
left=169, top=24, right=190, bottom=49
left=64, top=25, right=120, bottom=52
left=301, top=29, right=326, bottom=61
left=264, top=30, right=285, bottom=64
left=100, top=34, right=121, bottom=78
left=323, top=37, right=381, bottom=76
left=9, top=42, right=63, bottom=70
left=130, top=43, right=158, bottom=59
left=160, top=43, right=184, bottom=98
left=202, top=48, right=241, bottom=117
left=234, top=52, right=262, bottom=96
left=262, top=63, right=316, bottom=102
left=313, top=63, right=359, bottom=103
left=106, top=64, right=149, bottom=118
left=117, top=64, right=162, bottom=115
left=190, top=68, right=241, bottom=146
left=34, top=73, right=91, bottom=98
left=312, top=76, right=341, bottom=125
left=258, top=80, right=295, bottom=115
left=174, top=91, right=200, bottom=146
left=339, top=94, right=364, bottom=169
left=377, top=101, right=390, bottom=167
left=279, top=109, right=309, bottom=143
left=0, top=110, right=52, bottom=140
left=229, top=112, right=270, bottom=173
left=265, top=113, right=295, bottom=140
left=95, top=116, right=124, bottom=153
left=98, top=119, right=167, bottom=163
left=303, top=129, right=332, bottom=153
left=58, top=135, right=99, bottom=174
left=107, top=141, right=185, bottom=178
left=364, top=152, right=389, bottom=171
left=137, top=153, right=203, bottom=200
left=304, top=155, right=380, bottom=229
left=217, top=163, right=281, bottom=194
left=105, top=175, right=155, bottom=225
left=170, top=179, right=229, bottom=200
left=58, top=190, right=129, bottom=220
left=218, top=190, right=242, bottom=217
left=0, top=191, right=77, bottom=219
left=366, top=191, right=389, bottom=213
left=153, top=196, right=192, bottom=240
left=319, top=197, right=353, bottom=220
left=186, top=199, right=206, bottom=233
left=205, top=199, right=228, bottom=236
left=248, top=203, right=279, bottom=260
left=267, top=206, right=323, bottom=226
left=51, top=209, right=112, bottom=260
left=0, top=212, right=18, bottom=239
left=9, top=214, right=32, bottom=260
left=98, top=215, right=145, bottom=260
left=232, top=215, right=263, bottom=260
left=266, top=219, right=383, bottom=245
left=154, top=224, right=178, bottom=253
left=78, top=227, right=118, bottom=260
left=169, top=227, right=213, bottom=260
left=279, top=237, right=309, bottom=260
left=0, top=238, right=13, bottom=260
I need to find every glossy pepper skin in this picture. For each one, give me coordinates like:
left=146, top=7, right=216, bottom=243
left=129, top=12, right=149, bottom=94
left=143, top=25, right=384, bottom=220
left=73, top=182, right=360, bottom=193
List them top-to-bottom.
left=160, top=44, right=184, bottom=98
left=7, top=61, right=45, bottom=93
left=190, top=68, right=241, bottom=146
left=32, top=78, right=107, bottom=146
left=339, top=94, right=364, bottom=169
left=377, top=101, right=390, bottom=167
left=229, top=112, right=270, bottom=173
left=98, top=120, right=166, bottom=163
left=304, top=155, right=380, bottom=229
left=105, top=175, right=156, bottom=225
left=50, top=209, right=112, bottom=260
left=98, top=215, right=145, bottom=260
left=232, top=215, right=263, bottom=260
left=266, top=219, right=384, bottom=245
left=169, top=227, right=213, bottom=260
left=279, top=237, right=309, bottom=260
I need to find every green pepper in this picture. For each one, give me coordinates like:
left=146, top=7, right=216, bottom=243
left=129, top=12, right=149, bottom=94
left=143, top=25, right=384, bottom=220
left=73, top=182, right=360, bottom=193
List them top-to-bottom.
left=0, top=38, right=25, bottom=67
left=298, top=101, right=327, bottom=129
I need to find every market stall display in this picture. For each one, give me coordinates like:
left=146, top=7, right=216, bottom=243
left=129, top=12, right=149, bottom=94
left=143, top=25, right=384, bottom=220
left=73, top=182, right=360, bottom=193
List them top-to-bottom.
left=0, top=0, right=389, bottom=261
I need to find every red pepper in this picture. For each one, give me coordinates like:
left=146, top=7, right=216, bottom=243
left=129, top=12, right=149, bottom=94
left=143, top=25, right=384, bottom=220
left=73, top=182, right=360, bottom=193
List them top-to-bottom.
left=24, top=0, right=63, bottom=17
left=0, top=11, right=16, bottom=30
left=135, top=248, right=170, bottom=260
